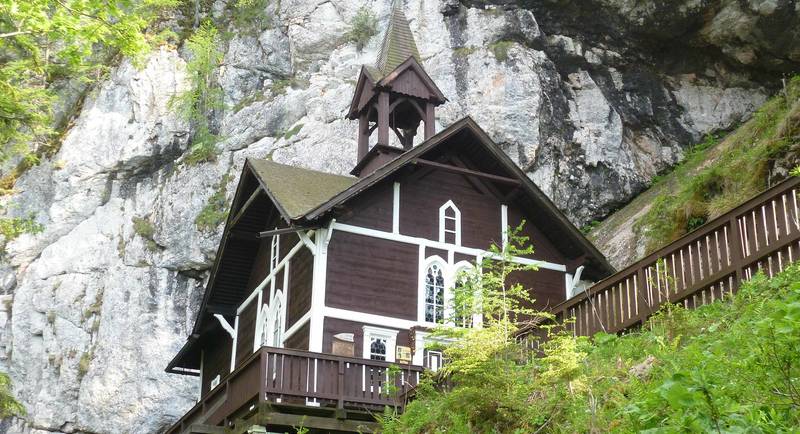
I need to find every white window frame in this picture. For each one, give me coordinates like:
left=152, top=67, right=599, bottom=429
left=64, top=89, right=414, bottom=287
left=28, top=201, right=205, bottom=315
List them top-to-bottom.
left=438, top=200, right=461, bottom=246
left=270, top=232, right=280, bottom=271
left=421, top=256, right=447, bottom=325
left=419, top=257, right=481, bottom=327
left=267, top=290, right=285, bottom=348
left=362, top=325, right=398, bottom=362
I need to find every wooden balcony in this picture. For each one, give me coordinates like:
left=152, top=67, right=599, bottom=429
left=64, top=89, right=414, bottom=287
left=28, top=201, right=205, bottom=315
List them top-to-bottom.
left=166, top=347, right=424, bottom=434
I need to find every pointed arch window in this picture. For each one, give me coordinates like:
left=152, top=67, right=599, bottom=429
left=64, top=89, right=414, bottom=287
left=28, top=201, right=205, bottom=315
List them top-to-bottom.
left=439, top=201, right=461, bottom=245
left=425, top=262, right=446, bottom=323
left=452, top=265, right=474, bottom=328
left=263, top=291, right=284, bottom=348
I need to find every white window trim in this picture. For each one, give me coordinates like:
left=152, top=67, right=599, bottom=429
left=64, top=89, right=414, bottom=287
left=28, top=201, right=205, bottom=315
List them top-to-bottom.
left=438, top=200, right=461, bottom=246
left=270, top=232, right=280, bottom=271
left=420, top=255, right=447, bottom=325
left=419, top=257, right=481, bottom=327
left=267, top=290, right=286, bottom=348
left=362, top=325, right=398, bottom=362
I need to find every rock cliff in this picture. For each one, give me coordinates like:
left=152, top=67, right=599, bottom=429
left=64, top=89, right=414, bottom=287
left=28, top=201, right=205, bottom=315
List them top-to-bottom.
left=0, top=0, right=796, bottom=432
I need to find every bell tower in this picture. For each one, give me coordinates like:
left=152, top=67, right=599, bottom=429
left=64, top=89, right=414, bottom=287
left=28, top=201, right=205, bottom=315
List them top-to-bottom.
left=347, top=0, right=447, bottom=176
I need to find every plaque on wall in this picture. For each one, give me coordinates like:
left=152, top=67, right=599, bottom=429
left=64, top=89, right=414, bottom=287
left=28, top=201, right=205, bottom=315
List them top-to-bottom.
left=332, top=333, right=355, bottom=357
left=396, top=346, right=412, bottom=363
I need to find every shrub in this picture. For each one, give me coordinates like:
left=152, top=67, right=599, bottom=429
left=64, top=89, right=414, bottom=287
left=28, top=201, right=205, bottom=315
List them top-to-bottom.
left=348, top=7, right=378, bottom=51
left=195, top=175, right=231, bottom=232
left=0, top=213, right=44, bottom=241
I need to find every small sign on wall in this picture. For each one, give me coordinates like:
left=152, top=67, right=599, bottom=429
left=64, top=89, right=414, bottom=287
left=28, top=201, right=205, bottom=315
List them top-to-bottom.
left=396, top=346, right=412, bottom=363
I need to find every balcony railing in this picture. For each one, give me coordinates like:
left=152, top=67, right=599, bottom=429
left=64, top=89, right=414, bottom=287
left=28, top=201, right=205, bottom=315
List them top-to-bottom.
left=166, top=347, right=424, bottom=434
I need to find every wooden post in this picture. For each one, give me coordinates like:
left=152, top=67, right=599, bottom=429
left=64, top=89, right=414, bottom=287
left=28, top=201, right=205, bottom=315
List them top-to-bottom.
left=378, top=93, right=390, bottom=145
left=424, top=102, right=435, bottom=140
left=357, top=113, right=369, bottom=160
left=728, top=215, right=745, bottom=292
left=635, top=267, right=650, bottom=326
left=259, top=349, right=267, bottom=403
left=335, top=359, right=346, bottom=419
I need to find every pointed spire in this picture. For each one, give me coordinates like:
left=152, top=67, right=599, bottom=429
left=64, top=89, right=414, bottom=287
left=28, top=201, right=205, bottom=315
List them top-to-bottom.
left=375, top=0, right=421, bottom=76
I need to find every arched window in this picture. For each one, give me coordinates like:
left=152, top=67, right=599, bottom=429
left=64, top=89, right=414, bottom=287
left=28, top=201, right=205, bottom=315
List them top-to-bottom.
left=438, top=201, right=461, bottom=245
left=425, top=262, right=446, bottom=323
left=452, top=267, right=471, bottom=328
left=268, top=291, right=284, bottom=348
left=257, top=304, right=270, bottom=349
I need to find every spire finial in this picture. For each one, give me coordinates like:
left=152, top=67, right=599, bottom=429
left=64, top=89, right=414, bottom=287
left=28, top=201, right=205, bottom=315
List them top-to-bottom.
left=375, top=0, right=420, bottom=76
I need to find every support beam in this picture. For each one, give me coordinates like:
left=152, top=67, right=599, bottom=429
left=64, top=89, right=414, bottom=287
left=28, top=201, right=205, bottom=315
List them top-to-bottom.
left=411, top=158, right=521, bottom=186
left=229, top=188, right=265, bottom=228
left=258, top=226, right=318, bottom=238
left=214, top=314, right=236, bottom=338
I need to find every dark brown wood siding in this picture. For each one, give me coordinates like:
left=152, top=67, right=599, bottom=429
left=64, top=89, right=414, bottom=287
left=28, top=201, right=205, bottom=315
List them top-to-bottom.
left=398, top=169, right=503, bottom=249
left=336, top=181, right=394, bottom=232
left=507, top=207, right=567, bottom=265
left=325, top=231, right=418, bottom=320
left=246, top=238, right=270, bottom=293
left=287, top=248, right=313, bottom=327
left=508, top=268, right=566, bottom=311
left=235, top=301, right=258, bottom=368
left=322, top=317, right=411, bottom=357
left=284, top=323, right=310, bottom=351
left=201, top=328, right=231, bottom=397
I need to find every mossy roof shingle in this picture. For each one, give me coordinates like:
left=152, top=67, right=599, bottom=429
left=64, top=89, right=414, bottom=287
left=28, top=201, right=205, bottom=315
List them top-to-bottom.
left=375, top=0, right=421, bottom=77
left=248, top=159, right=357, bottom=219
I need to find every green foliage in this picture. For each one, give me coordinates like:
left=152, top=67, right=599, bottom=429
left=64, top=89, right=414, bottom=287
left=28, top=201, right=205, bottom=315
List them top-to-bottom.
left=0, top=0, right=179, bottom=166
left=229, top=0, right=272, bottom=33
left=348, top=7, right=378, bottom=51
left=170, top=22, right=224, bottom=165
left=489, top=40, right=514, bottom=62
left=453, top=46, right=477, bottom=58
left=636, top=76, right=800, bottom=252
left=282, top=123, right=303, bottom=140
left=195, top=174, right=230, bottom=232
left=0, top=213, right=43, bottom=241
left=131, top=216, right=158, bottom=251
left=581, top=219, right=601, bottom=235
left=383, top=263, right=800, bottom=433
left=77, top=351, right=93, bottom=378
left=0, top=372, right=24, bottom=418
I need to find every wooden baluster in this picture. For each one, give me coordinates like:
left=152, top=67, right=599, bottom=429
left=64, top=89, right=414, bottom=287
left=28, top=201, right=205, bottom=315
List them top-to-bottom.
left=728, top=215, right=745, bottom=291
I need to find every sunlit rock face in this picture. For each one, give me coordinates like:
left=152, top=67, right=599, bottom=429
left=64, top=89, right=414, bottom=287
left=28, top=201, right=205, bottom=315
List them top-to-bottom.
left=0, top=0, right=793, bottom=432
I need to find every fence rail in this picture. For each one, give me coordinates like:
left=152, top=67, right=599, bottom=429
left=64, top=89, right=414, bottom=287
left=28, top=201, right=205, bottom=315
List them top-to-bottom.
left=545, top=177, right=800, bottom=338
left=166, top=347, right=422, bottom=434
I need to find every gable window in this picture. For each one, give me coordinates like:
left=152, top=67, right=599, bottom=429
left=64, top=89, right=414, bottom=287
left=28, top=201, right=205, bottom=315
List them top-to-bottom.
left=438, top=201, right=461, bottom=245
left=270, top=233, right=280, bottom=271
left=424, top=262, right=446, bottom=323
left=362, top=326, right=398, bottom=362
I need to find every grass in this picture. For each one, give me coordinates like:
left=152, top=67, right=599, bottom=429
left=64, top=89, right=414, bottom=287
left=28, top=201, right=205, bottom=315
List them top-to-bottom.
left=453, top=46, right=477, bottom=58
left=633, top=76, right=800, bottom=253
left=282, top=123, right=303, bottom=140
left=195, top=174, right=231, bottom=232
left=0, top=213, right=44, bottom=241
left=131, top=216, right=159, bottom=251
left=383, top=264, right=800, bottom=432
left=77, top=351, right=93, bottom=379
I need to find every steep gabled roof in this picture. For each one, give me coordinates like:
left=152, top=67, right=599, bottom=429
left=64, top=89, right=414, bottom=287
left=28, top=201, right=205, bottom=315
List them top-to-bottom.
left=248, top=159, right=357, bottom=220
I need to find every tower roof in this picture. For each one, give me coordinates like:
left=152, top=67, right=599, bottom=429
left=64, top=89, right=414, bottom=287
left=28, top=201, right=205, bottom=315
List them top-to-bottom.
left=375, top=0, right=421, bottom=77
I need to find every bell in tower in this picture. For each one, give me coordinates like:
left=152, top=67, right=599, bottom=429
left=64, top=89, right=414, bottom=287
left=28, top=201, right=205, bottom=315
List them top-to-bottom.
left=347, top=0, right=447, bottom=177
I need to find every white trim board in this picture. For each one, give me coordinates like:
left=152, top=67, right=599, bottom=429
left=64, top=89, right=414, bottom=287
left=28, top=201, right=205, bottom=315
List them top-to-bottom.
left=331, top=222, right=566, bottom=272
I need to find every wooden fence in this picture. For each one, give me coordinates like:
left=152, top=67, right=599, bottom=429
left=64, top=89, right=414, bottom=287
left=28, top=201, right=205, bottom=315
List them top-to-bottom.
left=546, top=177, right=800, bottom=337
left=165, top=347, right=423, bottom=434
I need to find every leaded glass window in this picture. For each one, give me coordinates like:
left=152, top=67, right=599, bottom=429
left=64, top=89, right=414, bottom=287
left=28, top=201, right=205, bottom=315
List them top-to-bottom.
left=425, top=263, right=445, bottom=323
left=369, top=337, right=387, bottom=360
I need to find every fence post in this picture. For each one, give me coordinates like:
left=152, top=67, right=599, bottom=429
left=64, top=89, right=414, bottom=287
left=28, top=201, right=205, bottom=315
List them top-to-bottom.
left=728, top=215, right=745, bottom=292
left=635, top=267, right=650, bottom=326
left=259, top=349, right=267, bottom=403
left=337, top=359, right=345, bottom=413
